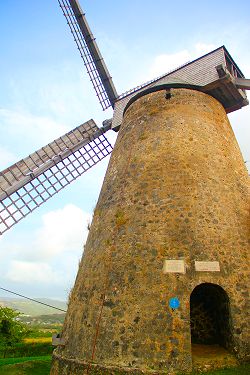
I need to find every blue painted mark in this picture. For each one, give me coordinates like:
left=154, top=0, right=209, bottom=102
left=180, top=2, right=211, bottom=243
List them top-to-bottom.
left=169, top=297, right=180, bottom=309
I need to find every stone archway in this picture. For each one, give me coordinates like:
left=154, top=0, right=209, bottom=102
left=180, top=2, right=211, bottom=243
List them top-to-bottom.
left=190, top=283, right=233, bottom=350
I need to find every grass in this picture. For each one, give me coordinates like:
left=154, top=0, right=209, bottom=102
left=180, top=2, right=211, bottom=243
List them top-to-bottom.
left=0, top=326, right=55, bottom=373
left=23, top=337, right=52, bottom=344
left=0, top=342, right=53, bottom=358
left=0, top=355, right=51, bottom=366
left=0, top=358, right=51, bottom=375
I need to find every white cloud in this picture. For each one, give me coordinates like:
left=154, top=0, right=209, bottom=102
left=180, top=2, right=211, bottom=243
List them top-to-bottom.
left=148, top=42, right=216, bottom=80
left=194, top=43, right=216, bottom=56
left=149, top=50, right=190, bottom=78
left=4, top=63, right=106, bottom=127
left=0, top=108, right=68, bottom=146
left=0, top=204, right=91, bottom=262
left=1, top=204, right=91, bottom=288
left=1, top=204, right=91, bottom=262
left=33, top=204, right=91, bottom=260
left=6, top=261, right=60, bottom=284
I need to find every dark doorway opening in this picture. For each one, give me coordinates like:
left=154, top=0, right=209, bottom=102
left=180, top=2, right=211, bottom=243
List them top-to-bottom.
left=190, top=283, right=232, bottom=350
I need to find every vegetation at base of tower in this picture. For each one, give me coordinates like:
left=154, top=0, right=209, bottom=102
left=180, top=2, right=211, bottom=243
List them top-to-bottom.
left=0, top=304, right=65, bottom=374
left=0, top=306, right=60, bottom=360
left=0, top=307, right=29, bottom=357
left=0, top=341, right=53, bottom=359
left=0, top=355, right=51, bottom=366
left=0, top=358, right=51, bottom=374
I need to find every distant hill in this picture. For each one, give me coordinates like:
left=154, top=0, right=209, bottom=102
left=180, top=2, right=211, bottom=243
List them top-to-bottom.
left=0, top=297, right=67, bottom=316
left=20, top=313, right=65, bottom=326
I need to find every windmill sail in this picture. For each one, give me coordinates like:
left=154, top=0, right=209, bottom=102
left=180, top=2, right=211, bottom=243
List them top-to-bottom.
left=58, top=0, right=118, bottom=110
left=0, top=120, right=112, bottom=235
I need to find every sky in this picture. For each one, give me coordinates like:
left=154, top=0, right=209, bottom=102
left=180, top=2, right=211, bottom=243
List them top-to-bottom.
left=0, top=0, right=249, bottom=303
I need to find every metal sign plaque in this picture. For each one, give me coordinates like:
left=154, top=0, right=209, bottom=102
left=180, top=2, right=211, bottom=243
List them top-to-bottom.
left=163, top=260, right=185, bottom=274
left=195, top=261, right=220, bottom=272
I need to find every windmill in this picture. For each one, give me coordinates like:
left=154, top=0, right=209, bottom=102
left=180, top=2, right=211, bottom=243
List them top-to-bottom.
left=1, top=0, right=250, bottom=374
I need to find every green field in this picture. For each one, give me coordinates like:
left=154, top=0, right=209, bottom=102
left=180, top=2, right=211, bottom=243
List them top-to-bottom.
left=0, top=342, right=54, bottom=359
left=0, top=355, right=51, bottom=366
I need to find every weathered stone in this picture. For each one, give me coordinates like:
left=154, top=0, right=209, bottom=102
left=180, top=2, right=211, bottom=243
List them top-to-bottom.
left=51, top=89, right=249, bottom=375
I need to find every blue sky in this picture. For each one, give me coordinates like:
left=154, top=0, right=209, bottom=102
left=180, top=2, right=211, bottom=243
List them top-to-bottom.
left=0, top=0, right=249, bottom=302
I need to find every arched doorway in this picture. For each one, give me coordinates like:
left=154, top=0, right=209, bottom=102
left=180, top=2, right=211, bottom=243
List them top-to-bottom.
left=190, top=283, right=232, bottom=350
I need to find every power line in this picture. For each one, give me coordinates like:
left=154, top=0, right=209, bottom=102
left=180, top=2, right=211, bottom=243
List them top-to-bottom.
left=0, top=287, right=67, bottom=313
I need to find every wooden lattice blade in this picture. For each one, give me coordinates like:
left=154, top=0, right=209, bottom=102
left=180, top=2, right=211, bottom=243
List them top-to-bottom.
left=58, top=0, right=118, bottom=110
left=0, top=119, right=98, bottom=199
left=0, top=120, right=113, bottom=235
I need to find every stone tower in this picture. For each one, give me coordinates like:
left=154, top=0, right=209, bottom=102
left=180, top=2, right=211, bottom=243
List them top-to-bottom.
left=51, top=84, right=249, bottom=374
left=49, top=89, right=249, bottom=375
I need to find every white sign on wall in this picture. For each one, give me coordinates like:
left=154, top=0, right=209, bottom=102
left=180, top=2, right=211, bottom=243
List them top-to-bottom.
left=163, top=259, right=186, bottom=274
left=195, top=261, right=220, bottom=272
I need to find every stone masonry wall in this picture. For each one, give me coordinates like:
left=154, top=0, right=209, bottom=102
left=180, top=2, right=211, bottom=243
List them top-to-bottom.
left=51, top=88, right=249, bottom=375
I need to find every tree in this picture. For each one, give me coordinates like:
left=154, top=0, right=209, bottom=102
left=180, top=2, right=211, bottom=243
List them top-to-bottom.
left=0, top=306, right=29, bottom=357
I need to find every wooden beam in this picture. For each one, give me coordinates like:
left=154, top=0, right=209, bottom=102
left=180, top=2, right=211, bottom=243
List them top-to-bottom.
left=235, top=77, right=250, bottom=90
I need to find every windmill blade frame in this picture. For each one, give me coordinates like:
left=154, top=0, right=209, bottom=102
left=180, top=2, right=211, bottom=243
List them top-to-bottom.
left=58, top=0, right=118, bottom=110
left=0, top=120, right=113, bottom=235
